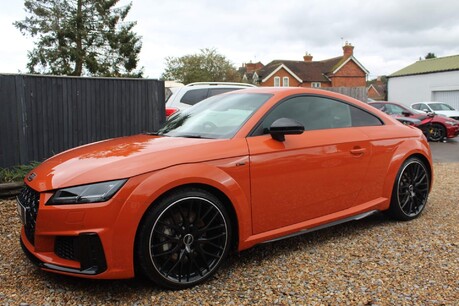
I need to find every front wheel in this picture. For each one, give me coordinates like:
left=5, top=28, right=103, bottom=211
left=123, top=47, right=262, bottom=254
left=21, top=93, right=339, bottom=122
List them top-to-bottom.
left=428, top=123, right=446, bottom=142
left=388, top=157, right=430, bottom=221
left=136, top=188, right=232, bottom=289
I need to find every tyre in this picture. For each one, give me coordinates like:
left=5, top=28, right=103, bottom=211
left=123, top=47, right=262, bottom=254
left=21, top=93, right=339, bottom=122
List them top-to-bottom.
left=428, top=123, right=446, bottom=142
left=388, top=157, right=430, bottom=221
left=136, top=188, right=232, bottom=289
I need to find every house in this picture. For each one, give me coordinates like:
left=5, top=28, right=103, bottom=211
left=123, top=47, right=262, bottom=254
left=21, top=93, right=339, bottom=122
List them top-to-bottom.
left=251, top=42, right=368, bottom=88
left=387, top=54, right=459, bottom=109
left=239, top=61, right=264, bottom=84
left=367, top=77, right=387, bottom=101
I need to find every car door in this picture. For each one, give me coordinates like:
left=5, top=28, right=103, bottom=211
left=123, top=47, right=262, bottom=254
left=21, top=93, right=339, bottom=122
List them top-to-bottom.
left=247, top=95, right=382, bottom=234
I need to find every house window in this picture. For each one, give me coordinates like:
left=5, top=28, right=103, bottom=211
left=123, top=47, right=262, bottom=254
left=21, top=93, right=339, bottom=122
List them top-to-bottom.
left=252, top=72, right=259, bottom=84
left=274, top=76, right=280, bottom=87
left=283, top=77, right=289, bottom=87
left=311, top=82, right=321, bottom=88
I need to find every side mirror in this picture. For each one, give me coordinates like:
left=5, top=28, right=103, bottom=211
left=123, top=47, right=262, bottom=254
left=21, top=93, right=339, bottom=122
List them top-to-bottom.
left=401, top=111, right=411, bottom=117
left=395, top=117, right=420, bottom=126
left=269, top=118, right=304, bottom=142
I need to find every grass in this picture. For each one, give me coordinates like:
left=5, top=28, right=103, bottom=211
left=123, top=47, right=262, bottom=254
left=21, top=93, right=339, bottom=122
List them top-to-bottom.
left=0, top=162, right=40, bottom=184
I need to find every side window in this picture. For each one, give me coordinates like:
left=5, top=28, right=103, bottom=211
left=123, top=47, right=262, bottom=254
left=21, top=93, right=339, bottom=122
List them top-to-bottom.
left=274, top=77, right=280, bottom=87
left=208, top=88, right=240, bottom=97
left=180, top=89, right=208, bottom=105
left=253, top=96, right=381, bottom=136
left=371, top=103, right=385, bottom=111
left=385, top=104, right=404, bottom=115
left=412, top=104, right=420, bottom=110
left=420, top=104, right=430, bottom=111
left=350, top=106, right=383, bottom=127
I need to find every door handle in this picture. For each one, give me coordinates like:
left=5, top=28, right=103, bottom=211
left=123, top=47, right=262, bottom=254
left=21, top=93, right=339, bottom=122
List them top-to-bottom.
left=350, top=147, right=366, bottom=156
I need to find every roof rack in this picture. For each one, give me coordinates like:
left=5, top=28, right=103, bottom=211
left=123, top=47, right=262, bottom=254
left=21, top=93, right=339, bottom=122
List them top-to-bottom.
left=186, top=82, right=256, bottom=87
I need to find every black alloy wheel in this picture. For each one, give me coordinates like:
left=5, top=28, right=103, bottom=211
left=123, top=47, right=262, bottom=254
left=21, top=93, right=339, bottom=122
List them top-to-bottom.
left=428, top=123, right=446, bottom=142
left=389, top=158, right=430, bottom=221
left=136, top=188, right=231, bottom=289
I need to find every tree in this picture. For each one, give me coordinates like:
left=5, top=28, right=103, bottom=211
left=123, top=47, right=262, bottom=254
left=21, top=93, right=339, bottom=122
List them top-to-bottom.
left=14, top=0, right=143, bottom=77
left=162, top=48, right=241, bottom=84
left=425, top=52, right=436, bottom=59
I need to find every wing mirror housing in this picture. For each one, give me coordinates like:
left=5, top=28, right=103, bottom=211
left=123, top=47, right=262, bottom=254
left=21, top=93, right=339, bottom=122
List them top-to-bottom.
left=401, top=111, right=412, bottom=117
left=395, top=117, right=421, bottom=126
left=269, top=118, right=304, bottom=142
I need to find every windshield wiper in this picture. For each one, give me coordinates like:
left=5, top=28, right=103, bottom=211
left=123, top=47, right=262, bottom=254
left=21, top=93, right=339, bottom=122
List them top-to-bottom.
left=178, top=134, right=213, bottom=139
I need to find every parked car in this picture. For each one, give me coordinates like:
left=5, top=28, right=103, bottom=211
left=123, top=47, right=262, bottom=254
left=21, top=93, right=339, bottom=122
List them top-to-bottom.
left=164, top=80, right=184, bottom=103
left=165, top=82, right=256, bottom=117
left=18, top=88, right=432, bottom=289
left=369, top=101, right=459, bottom=142
left=411, top=102, right=459, bottom=120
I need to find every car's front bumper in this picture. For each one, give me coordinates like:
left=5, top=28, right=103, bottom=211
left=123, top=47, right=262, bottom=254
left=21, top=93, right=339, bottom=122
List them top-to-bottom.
left=446, top=125, right=459, bottom=138
left=17, top=183, right=140, bottom=280
left=20, top=231, right=106, bottom=276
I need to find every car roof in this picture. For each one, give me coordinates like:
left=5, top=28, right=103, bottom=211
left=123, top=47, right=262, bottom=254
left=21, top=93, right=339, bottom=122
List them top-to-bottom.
left=183, top=82, right=256, bottom=88
left=412, top=102, right=450, bottom=105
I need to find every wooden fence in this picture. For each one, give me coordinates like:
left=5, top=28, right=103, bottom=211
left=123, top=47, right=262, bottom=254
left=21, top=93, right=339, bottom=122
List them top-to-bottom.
left=0, top=74, right=165, bottom=168
left=322, top=86, right=368, bottom=102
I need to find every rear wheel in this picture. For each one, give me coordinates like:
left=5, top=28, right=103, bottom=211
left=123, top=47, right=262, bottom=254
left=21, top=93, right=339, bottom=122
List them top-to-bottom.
left=428, top=123, right=446, bottom=142
left=388, top=157, right=430, bottom=221
left=136, top=188, right=231, bottom=289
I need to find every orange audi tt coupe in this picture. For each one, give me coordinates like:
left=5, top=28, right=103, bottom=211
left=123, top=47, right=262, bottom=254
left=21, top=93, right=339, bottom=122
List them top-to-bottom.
left=17, top=87, right=433, bottom=289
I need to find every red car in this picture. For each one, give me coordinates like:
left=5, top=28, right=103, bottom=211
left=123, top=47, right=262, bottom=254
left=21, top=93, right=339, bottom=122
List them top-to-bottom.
left=18, top=88, right=432, bottom=289
left=369, top=101, right=459, bottom=142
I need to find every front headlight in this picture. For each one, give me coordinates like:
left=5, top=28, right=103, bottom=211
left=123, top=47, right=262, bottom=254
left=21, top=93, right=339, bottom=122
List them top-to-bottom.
left=445, top=120, right=457, bottom=126
left=48, top=179, right=127, bottom=205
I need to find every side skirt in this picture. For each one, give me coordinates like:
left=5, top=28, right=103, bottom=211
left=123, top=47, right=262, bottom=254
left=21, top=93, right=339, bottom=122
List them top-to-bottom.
left=262, top=210, right=378, bottom=244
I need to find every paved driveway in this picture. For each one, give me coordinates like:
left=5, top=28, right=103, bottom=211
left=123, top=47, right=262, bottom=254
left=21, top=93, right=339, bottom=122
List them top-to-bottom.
left=430, top=138, right=459, bottom=163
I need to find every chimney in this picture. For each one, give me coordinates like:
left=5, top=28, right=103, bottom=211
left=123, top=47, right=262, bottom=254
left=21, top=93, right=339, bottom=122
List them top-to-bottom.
left=342, top=41, right=354, bottom=58
left=303, top=52, right=313, bottom=62
left=245, top=62, right=257, bottom=73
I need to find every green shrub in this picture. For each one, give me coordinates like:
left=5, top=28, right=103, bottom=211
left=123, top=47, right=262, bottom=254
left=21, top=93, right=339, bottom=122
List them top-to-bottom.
left=0, top=162, right=40, bottom=183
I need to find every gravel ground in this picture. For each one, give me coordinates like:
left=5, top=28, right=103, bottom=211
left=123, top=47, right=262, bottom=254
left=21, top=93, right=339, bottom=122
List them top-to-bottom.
left=0, top=163, right=458, bottom=305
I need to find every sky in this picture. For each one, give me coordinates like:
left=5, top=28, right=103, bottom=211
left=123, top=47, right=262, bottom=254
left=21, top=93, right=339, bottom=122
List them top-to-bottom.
left=1, top=0, right=459, bottom=80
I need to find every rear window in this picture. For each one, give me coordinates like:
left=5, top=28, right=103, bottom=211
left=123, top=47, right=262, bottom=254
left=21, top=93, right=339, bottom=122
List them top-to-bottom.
left=180, top=87, right=246, bottom=105
left=180, top=89, right=208, bottom=105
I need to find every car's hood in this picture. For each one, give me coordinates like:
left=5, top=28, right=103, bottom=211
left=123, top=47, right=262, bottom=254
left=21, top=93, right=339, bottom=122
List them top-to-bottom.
left=434, top=110, right=459, bottom=117
left=26, top=134, right=247, bottom=191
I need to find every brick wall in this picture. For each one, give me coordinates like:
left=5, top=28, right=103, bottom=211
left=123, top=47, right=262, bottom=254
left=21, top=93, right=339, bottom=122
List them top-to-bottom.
left=331, top=61, right=366, bottom=87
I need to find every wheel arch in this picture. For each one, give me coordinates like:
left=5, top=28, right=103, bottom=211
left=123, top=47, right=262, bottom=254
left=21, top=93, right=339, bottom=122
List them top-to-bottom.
left=380, top=139, right=433, bottom=210
left=410, top=152, right=433, bottom=187
left=121, top=162, right=250, bottom=276
left=134, top=183, right=240, bottom=254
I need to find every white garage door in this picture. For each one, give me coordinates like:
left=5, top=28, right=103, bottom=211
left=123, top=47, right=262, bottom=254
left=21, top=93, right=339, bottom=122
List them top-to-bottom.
left=432, top=90, right=459, bottom=110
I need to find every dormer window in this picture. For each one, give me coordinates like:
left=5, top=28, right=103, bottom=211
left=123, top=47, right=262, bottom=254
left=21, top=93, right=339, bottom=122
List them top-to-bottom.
left=283, top=77, right=289, bottom=87
left=312, top=82, right=321, bottom=88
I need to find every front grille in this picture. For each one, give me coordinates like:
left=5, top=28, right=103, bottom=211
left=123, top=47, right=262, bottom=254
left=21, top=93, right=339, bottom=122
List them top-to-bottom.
left=17, top=185, right=40, bottom=245
left=55, top=236, right=78, bottom=260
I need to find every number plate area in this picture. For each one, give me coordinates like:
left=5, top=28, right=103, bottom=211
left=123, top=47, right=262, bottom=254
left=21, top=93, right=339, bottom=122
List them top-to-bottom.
left=16, top=198, right=28, bottom=225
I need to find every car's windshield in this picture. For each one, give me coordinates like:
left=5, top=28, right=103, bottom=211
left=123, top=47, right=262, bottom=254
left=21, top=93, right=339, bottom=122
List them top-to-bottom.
left=157, top=93, right=272, bottom=139
left=429, top=103, right=455, bottom=111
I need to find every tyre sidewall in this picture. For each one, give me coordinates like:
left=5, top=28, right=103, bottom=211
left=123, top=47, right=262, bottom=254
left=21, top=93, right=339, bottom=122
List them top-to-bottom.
left=389, top=157, right=429, bottom=221
left=136, top=188, right=232, bottom=289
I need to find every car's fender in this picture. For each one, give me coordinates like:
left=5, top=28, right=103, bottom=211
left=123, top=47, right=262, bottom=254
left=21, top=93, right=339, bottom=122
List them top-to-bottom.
left=380, top=136, right=433, bottom=210
left=109, top=160, right=252, bottom=275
